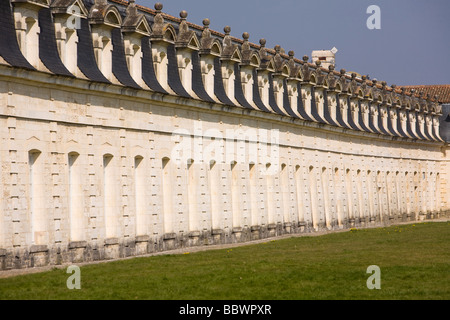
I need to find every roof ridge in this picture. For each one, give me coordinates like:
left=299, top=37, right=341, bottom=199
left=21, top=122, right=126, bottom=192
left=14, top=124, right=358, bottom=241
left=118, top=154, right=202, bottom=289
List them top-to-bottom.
left=108, top=0, right=301, bottom=62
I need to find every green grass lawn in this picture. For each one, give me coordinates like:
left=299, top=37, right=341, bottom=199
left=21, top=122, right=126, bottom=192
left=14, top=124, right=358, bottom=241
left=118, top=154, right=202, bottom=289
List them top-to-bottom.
left=0, top=222, right=449, bottom=300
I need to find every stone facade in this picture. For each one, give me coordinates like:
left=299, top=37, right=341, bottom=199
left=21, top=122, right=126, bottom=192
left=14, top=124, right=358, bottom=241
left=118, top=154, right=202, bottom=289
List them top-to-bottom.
left=0, top=0, right=449, bottom=270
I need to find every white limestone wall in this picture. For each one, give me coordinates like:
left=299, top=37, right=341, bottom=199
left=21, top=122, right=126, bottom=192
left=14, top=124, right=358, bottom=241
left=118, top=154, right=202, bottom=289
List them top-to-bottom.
left=0, top=72, right=448, bottom=269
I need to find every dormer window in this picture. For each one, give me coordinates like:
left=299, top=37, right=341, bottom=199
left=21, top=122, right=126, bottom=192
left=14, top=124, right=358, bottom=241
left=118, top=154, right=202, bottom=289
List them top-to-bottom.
left=52, top=0, right=89, bottom=75
left=12, top=1, right=46, bottom=68
left=121, top=1, right=151, bottom=87
left=89, top=5, right=122, bottom=82
left=105, top=11, right=120, bottom=27
left=164, top=29, right=175, bottom=43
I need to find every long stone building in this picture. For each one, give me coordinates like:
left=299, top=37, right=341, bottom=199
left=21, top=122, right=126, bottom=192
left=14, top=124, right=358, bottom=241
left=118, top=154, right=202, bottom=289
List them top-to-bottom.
left=0, top=0, right=449, bottom=270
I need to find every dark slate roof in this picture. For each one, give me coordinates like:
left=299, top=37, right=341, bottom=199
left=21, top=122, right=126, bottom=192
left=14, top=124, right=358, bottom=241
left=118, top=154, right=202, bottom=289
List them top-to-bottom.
left=0, top=0, right=35, bottom=70
left=0, top=0, right=445, bottom=143
left=82, top=0, right=94, bottom=10
left=38, top=8, right=75, bottom=77
left=76, top=18, right=110, bottom=83
left=111, top=28, right=141, bottom=89
left=141, top=36, right=167, bottom=94
left=166, top=44, right=192, bottom=98
left=191, top=51, right=215, bottom=103
left=213, top=57, right=236, bottom=106
left=233, top=64, right=254, bottom=110
left=251, top=69, right=271, bottom=113
left=268, top=76, right=288, bottom=117
left=282, top=80, right=300, bottom=119
left=296, top=83, right=315, bottom=122
left=308, top=86, right=327, bottom=124
left=322, top=91, right=339, bottom=126
left=357, top=102, right=371, bottom=133
left=439, top=104, right=450, bottom=142
left=376, top=106, right=390, bottom=136
left=368, top=108, right=380, bottom=134
left=385, top=108, right=398, bottom=137
left=395, top=109, right=408, bottom=138
left=405, top=111, right=418, bottom=139
left=414, top=114, right=426, bottom=140
left=423, top=119, right=434, bottom=141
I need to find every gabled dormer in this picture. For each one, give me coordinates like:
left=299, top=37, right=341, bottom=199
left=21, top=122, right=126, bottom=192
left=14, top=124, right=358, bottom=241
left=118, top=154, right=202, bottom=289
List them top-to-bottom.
left=12, top=0, right=50, bottom=69
left=51, top=0, right=88, bottom=76
left=88, top=0, right=122, bottom=82
left=121, top=0, right=151, bottom=87
left=149, top=3, right=177, bottom=94
left=175, top=10, right=201, bottom=98
left=199, top=18, right=222, bottom=102
left=219, top=26, right=241, bottom=106
left=238, top=32, right=260, bottom=109
left=256, top=39, right=275, bottom=109
left=271, top=45, right=290, bottom=113
left=284, top=51, right=305, bottom=119
left=299, top=56, right=319, bottom=120
left=310, top=61, right=330, bottom=122
left=322, top=65, right=342, bottom=125
left=335, top=69, right=352, bottom=128
left=348, top=74, right=364, bottom=131
left=357, top=76, right=373, bottom=132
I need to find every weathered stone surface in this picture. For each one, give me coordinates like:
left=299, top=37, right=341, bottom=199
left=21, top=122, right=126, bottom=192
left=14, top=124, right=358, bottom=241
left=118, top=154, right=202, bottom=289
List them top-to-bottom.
left=0, top=0, right=448, bottom=271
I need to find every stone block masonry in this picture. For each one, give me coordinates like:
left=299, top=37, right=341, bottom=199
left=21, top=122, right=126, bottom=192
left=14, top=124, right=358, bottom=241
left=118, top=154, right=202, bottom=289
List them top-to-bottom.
left=0, top=0, right=448, bottom=270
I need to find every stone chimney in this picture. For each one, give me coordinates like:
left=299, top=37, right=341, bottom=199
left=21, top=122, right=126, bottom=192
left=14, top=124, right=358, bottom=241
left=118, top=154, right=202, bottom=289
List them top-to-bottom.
left=311, top=47, right=337, bottom=69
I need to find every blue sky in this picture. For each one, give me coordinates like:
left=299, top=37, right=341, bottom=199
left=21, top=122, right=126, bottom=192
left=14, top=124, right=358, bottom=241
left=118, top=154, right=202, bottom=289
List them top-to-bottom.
left=137, top=0, right=449, bottom=86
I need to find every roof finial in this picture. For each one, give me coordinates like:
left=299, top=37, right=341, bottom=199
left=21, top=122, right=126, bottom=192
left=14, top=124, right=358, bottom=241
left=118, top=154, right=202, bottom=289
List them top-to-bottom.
left=126, top=0, right=138, bottom=16
left=155, top=2, right=163, bottom=13
left=151, top=3, right=165, bottom=39
left=177, top=10, right=192, bottom=41
left=180, top=10, right=188, bottom=20
left=201, top=18, right=211, bottom=41
left=224, top=26, right=231, bottom=35
left=240, top=32, right=253, bottom=64
left=242, top=32, right=250, bottom=51
left=258, top=39, right=269, bottom=64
